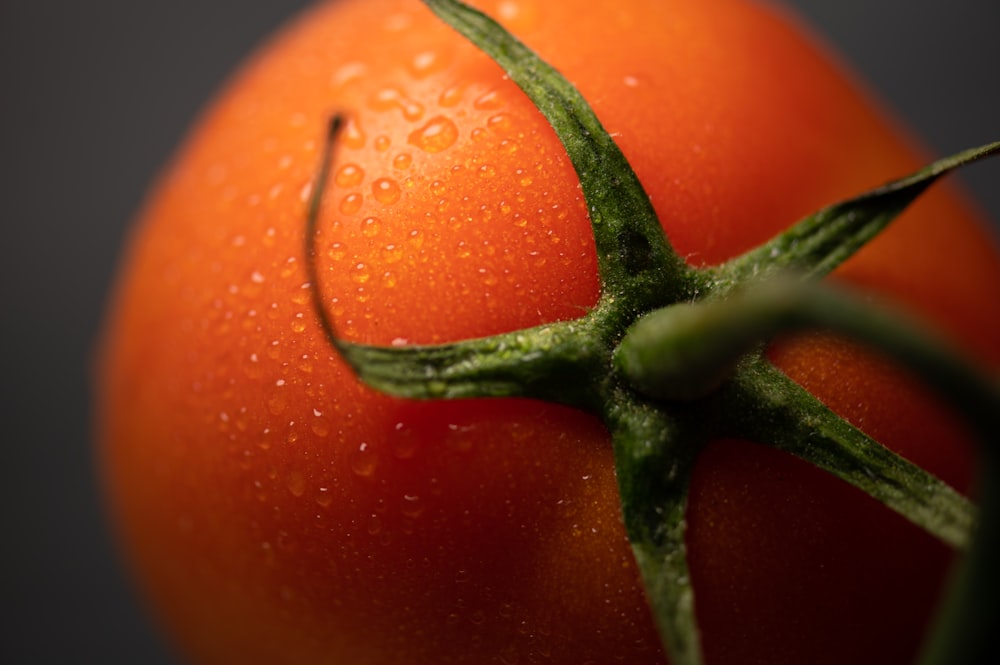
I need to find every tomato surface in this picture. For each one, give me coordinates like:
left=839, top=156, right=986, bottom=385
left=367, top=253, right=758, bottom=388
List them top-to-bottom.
left=96, top=0, right=1000, bottom=663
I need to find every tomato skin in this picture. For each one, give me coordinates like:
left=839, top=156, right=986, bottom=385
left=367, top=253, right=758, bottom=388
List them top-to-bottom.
left=96, top=1, right=1000, bottom=664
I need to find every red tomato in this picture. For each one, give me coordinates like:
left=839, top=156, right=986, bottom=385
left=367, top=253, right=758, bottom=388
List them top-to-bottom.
left=96, top=0, right=1000, bottom=663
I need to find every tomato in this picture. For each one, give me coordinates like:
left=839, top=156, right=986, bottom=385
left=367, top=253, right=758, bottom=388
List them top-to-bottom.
left=96, top=0, right=1000, bottom=663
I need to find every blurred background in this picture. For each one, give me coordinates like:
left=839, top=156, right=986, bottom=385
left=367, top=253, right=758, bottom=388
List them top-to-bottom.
left=2, top=1, right=998, bottom=663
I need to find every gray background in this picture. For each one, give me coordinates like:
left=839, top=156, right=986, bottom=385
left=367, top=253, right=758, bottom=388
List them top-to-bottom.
left=2, top=1, right=998, bottom=663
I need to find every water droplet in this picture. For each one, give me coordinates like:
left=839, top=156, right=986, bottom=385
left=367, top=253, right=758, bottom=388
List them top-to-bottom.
left=497, top=0, right=522, bottom=22
left=409, top=50, right=446, bottom=78
left=332, top=61, right=367, bottom=88
left=623, top=75, right=640, bottom=88
left=439, top=84, right=466, bottom=107
left=370, top=87, right=425, bottom=121
left=474, top=89, right=504, bottom=110
left=487, top=113, right=512, bottom=131
left=409, top=116, right=458, bottom=153
left=343, top=118, right=366, bottom=149
left=374, top=135, right=391, bottom=152
left=499, top=139, right=517, bottom=155
left=392, top=153, right=413, bottom=170
left=335, top=163, right=365, bottom=188
left=478, top=164, right=497, bottom=179
left=372, top=178, right=401, bottom=204
left=299, top=182, right=313, bottom=203
left=340, top=193, right=363, bottom=215
left=361, top=216, right=381, bottom=238
left=262, top=227, right=277, bottom=247
left=408, top=229, right=424, bottom=250
left=327, top=242, right=347, bottom=262
left=381, top=243, right=403, bottom=264
left=279, top=257, right=297, bottom=279
left=351, top=263, right=370, bottom=284
left=380, top=271, right=397, bottom=288
left=291, top=287, right=309, bottom=305
left=290, top=314, right=306, bottom=333
left=243, top=353, right=263, bottom=379
left=311, top=417, right=330, bottom=437
left=390, top=422, right=418, bottom=459
left=445, top=423, right=475, bottom=453
left=351, top=442, right=378, bottom=478
left=287, top=471, right=306, bottom=497
left=315, top=487, right=333, bottom=508
left=400, top=494, right=424, bottom=518
left=367, top=514, right=383, bottom=535
left=455, top=569, right=471, bottom=583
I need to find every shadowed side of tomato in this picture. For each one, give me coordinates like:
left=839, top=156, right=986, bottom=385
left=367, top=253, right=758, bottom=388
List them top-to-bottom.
left=96, top=0, right=1000, bottom=663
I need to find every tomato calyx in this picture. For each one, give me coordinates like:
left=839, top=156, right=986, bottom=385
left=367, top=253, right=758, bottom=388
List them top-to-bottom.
left=304, top=1, right=1000, bottom=663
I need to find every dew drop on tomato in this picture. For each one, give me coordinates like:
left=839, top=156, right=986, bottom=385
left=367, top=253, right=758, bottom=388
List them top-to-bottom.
left=408, top=50, right=446, bottom=79
left=438, top=83, right=465, bottom=108
left=370, top=86, right=426, bottom=121
left=473, top=89, right=505, bottom=110
left=487, top=113, right=512, bottom=131
left=408, top=116, right=459, bottom=153
left=392, top=152, right=413, bottom=170
left=334, top=163, right=365, bottom=188
left=372, top=178, right=401, bottom=204
left=339, top=193, right=363, bottom=215
left=360, top=216, right=381, bottom=238
left=327, top=242, right=347, bottom=262
left=380, top=243, right=402, bottom=264
left=350, top=262, right=370, bottom=285
left=380, top=271, right=397, bottom=288
left=311, top=416, right=331, bottom=438
left=389, top=422, right=419, bottom=460
left=350, top=442, right=378, bottom=478
left=315, top=488, right=333, bottom=508
left=399, top=494, right=424, bottom=519
left=367, top=514, right=383, bottom=536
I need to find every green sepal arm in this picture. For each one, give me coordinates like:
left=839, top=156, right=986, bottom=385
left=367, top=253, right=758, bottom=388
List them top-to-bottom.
left=422, top=0, right=691, bottom=309
left=712, top=141, right=1000, bottom=293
